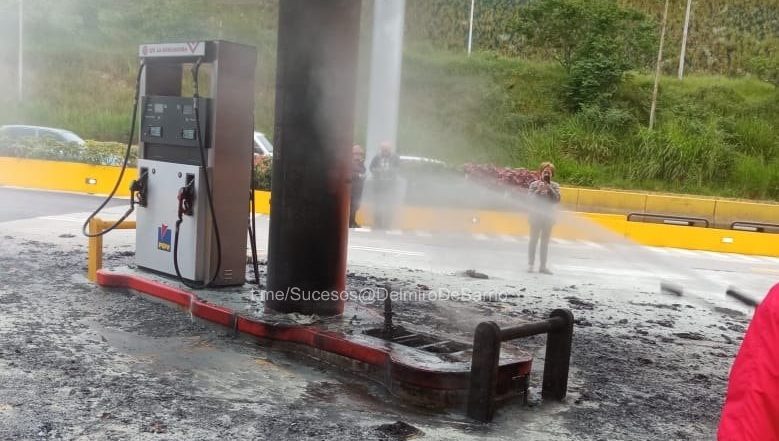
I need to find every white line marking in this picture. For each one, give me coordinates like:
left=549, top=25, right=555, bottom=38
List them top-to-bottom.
left=38, top=216, right=84, bottom=223
left=353, top=227, right=371, bottom=233
left=386, top=229, right=403, bottom=235
left=415, top=230, right=432, bottom=237
left=473, top=233, right=488, bottom=240
left=500, top=235, right=518, bottom=242
left=551, top=238, right=573, bottom=245
left=580, top=240, right=606, bottom=249
left=350, top=245, right=424, bottom=257
left=647, top=247, right=671, bottom=255
left=670, top=248, right=699, bottom=257
left=695, top=250, right=726, bottom=259
left=724, top=253, right=761, bottom=263
left=758, top=256, right=779, bottom=265
left=555, top=265, right=662, bottom=279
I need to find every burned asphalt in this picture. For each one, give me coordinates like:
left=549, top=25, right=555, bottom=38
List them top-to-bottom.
left=0, top=188, right=763, bottom=439
left=0, top=233, right=750, bottom=440
left=0, top=239, right=402, bottom=440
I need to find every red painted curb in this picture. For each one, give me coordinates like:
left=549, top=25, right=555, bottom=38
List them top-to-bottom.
left=96, top=270, right=532, bottom=393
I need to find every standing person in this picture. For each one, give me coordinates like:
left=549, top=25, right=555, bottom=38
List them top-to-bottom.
left=369, top=141, right=400, bottom=229
left=349, top=144, right=366, bottom=228
left=527, top=162, right=560, bottom=274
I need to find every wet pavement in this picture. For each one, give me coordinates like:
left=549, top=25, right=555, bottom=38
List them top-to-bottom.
left=0, top=188, right=770, bottom=439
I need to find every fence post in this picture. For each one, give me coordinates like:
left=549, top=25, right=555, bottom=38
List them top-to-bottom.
left=542, top=309, right=574, bottom=401
left=466, top=321, right=501, bottom=422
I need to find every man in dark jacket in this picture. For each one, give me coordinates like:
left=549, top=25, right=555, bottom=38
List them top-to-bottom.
left=369, top=141, right=400, bottom=229
left=350, top=144, right=366, bottom=228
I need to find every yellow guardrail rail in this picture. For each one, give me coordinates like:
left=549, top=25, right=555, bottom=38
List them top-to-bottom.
left=0, top=157, right=135, bottom=196
left=3, top=157, right=779, bottom=257
left=562, top=187, right=779, bottom=228
left=354, top=208, right=779, bottom=257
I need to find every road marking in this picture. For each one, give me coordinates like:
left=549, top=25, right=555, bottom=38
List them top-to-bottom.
left=38, top=216, right=84, bottom=223
left=353, top=227, right=372, bottom=233
left=386, top=229, right=403, bottom=235
left=415, top=230, right=432, bottom=237
left=473, top=233, right=488, bottom=240
left=500, top=235, right=518, bottom=242
left=551, top=238, right=573, bottom=245
left=580, top=240, right=606, bottom=249
left=350, top=245, right=424, bottom=257
left=647, top=247, right=671, bottom=255
left=666, top=248, right=698, bottom=257
left=695, top=250, right=727, bottom=259
left=724, top=253, right=761, bottom=263
left=758, top=256, right=779, bottom=265
left=555, top=264, right=663, bottom=279
left=753, top=267, right=779, bottom=275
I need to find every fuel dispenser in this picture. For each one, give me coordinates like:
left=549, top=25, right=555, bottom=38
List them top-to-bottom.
left=84, top=41, right=257, bottom=287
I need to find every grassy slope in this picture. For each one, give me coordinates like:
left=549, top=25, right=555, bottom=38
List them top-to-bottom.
left=398, top=49, right=779, bottom=200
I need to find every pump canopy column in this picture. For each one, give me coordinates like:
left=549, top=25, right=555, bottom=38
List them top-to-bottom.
left=266, top=0, right=362, bottom=316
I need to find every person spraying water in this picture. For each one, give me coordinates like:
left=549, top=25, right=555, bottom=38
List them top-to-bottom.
left=527, top=162, right=560, bottom=274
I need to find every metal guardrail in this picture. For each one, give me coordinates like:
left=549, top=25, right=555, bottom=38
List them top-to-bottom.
left=627, top=212, right=709, bottom=228
left=87, top=217, right=136, bottom=281
left=730, top=221, right=779, bottom=234
left=466, top=309, right=574, bottom=422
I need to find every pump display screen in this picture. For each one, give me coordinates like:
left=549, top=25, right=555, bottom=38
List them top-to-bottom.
left=140, top=96, right=210, bottom=149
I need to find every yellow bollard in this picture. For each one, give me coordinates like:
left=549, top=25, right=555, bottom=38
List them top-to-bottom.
left=86, top=218, right=136, bottom=282
left=87, top=218, right=103, bottom=282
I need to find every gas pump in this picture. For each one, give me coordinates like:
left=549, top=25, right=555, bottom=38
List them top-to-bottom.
left=84, top=41, right=257, bottom=287
left=137, top=41, right=257, bottom=287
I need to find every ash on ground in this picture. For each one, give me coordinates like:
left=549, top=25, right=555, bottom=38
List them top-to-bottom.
left=0, top=238, right=744, bottom=440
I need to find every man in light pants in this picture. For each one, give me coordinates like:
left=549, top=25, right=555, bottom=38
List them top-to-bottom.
left=527, top=162, right=560, bottom=274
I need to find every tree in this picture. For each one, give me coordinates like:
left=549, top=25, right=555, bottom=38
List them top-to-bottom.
left=516, top=0, right=656, bottom=111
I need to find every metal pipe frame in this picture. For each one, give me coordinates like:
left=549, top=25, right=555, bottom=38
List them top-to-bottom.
left=627, top=212, right=710, bottom=228
left=731, top=221, right=779, bottom=234
left=466, top=309, right=574, bottom=423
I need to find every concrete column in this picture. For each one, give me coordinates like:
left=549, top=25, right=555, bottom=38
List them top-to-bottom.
left=266, top=0, right=362, bottom=316
left=365, top=0, right=405, bottom=161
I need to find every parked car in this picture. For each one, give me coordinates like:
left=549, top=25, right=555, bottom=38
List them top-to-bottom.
left=0, top=125, right=86, bottom=146
left=253, top=131, right=273, bottom=157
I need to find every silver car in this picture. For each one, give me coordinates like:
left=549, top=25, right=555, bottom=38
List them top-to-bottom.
left=0, top=125, right=86, bottom=145
left=253, top=131, right=273, bottom=157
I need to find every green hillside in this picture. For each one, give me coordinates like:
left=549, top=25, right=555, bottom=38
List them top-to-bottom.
left=0, top=0, right=777, bottom=200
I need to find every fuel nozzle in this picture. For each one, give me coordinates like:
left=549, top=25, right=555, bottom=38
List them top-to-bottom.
left=130, top=168, right=149, bottom=207
left=177, top=174, right=195, bottom=217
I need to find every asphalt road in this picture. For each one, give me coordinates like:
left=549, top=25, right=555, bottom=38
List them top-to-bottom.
left=1, top=185, right=776, bottom=306
left=0, top=187, right=124, bottom=223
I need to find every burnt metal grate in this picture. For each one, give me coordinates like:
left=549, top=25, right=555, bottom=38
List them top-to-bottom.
left=365, top=326, right=470, bottom=354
